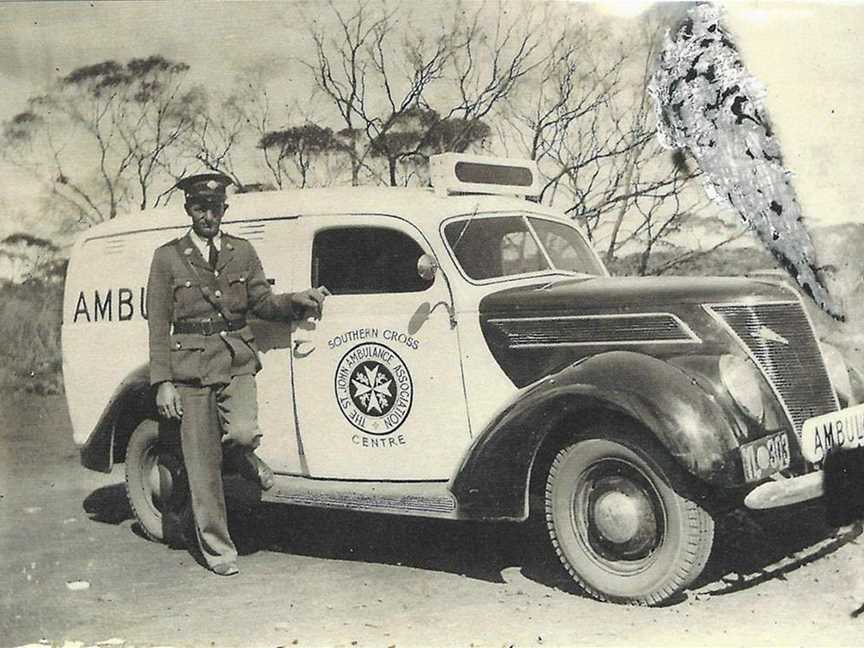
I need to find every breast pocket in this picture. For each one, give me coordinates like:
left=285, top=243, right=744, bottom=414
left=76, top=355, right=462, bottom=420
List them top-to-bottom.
left=227, top=273, right=249, bottom=312
left=172, top=279, right=201, bottom=318
left=170, top=336, right=204, bottom=383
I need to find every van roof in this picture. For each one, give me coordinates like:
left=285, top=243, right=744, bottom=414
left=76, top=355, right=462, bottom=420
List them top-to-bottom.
left=78, top=186, right=562, bottom=242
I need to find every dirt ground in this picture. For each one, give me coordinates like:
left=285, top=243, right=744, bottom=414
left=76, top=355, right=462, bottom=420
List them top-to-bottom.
left=3, top=391, right=864, bottom=648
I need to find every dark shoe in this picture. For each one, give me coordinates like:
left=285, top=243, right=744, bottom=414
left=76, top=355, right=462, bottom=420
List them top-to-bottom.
left=238, top=449, right=275, bottom=491
left=211, top=561, right=239, bottom=576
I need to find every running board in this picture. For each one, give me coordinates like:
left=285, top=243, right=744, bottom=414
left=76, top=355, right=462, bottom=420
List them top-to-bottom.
left=261, top=474, right=459, bottom=519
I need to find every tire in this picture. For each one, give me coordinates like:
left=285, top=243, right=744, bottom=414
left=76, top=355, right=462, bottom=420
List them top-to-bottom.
left=125, top=418, right=191, bottom=543
left=544, top=424, right=714, bottom=606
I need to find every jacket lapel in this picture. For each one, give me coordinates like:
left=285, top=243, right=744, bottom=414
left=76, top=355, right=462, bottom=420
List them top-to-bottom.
left=178, top=232, right=213, bottom=272
left=215, top=236, right=237, bottom=273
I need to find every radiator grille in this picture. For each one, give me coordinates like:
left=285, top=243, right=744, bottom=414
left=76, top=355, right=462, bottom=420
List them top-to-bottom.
left=706, top=302, right=838, bottom=435
left=488, top=313, right=699, bottom=347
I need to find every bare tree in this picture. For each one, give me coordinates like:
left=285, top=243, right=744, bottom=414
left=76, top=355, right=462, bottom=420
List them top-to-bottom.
left=301, top=0, right=541, bottom=187
left=443, top=2, right=544, bottom=123
left=498, top=7, right=746, bottom=275
left=502, top=12, right=662, bottom=241
left=1, top=55, right=200, bottom=227
left=185, top=93, right=251, bottom=188
left=368, top=106, right=491, bottom=186
left=258, top=124, right=343, bottom=188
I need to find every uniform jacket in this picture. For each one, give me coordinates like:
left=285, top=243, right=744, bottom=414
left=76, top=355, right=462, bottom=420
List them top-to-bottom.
left=147, top=232, right=297, bottom=386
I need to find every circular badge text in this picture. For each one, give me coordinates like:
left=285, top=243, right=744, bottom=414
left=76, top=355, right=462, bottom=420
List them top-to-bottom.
left=335, top=342, right=413, bottom=435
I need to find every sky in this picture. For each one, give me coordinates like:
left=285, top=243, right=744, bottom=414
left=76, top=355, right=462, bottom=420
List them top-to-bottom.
left=1, top=0, right=862, bottom=241
left=721, top=1, right=864, bottom=230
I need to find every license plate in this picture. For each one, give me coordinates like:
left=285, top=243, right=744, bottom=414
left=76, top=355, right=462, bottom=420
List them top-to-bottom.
left=800, top=402, right=864, bottom=463
left=740, top=432, right=791, bottom=482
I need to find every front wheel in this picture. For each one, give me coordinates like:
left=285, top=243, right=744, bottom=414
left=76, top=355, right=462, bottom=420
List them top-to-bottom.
left=125, top=418, right=191, bottom=543
left=545, top=425, right=714, bottom=605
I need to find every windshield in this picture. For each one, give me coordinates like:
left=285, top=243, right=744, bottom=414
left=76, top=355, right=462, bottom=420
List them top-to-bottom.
left=443, top=214, right=604, bottom=281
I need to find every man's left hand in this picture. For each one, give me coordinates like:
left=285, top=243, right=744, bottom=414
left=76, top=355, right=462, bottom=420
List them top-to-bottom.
left=292, top=286, right=331, bottom=319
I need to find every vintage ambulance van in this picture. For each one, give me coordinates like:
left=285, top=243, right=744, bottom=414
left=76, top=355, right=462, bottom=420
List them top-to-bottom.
left=63, top=154, right=864, bottom=605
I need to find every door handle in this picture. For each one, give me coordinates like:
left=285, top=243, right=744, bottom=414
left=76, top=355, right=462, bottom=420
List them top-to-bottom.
left=293, top=339, right=316, bottom=357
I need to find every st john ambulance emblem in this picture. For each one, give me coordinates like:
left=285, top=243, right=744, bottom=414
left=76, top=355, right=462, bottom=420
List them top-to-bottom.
left=335, top=342, right=413, bottom=435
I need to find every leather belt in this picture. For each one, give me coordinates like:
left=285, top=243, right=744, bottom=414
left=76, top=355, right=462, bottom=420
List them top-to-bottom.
left=173, top=318, right=247, bottom=336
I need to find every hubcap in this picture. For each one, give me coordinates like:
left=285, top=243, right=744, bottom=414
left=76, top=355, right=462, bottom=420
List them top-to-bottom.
left=581, top=467, right=663, bottom=562
left=593, top=488, right=644, bottom=543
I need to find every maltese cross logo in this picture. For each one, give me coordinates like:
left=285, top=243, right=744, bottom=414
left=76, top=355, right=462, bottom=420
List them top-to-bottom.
left=334, top=342, right=413, bottom=436
left=351, top=362, right=394, bottom=415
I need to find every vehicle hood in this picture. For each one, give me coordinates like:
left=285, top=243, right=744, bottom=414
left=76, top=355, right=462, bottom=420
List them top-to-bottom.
left=479, top=275, right=798, bottom=316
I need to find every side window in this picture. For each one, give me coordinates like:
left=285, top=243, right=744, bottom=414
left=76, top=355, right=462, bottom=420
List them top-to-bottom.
left=312, top=227, right=433, bottom=295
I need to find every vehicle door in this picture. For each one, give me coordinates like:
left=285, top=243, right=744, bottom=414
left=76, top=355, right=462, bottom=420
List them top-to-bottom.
left=290, top=214, right=471, bottom=480
left=227, top=217, right=305, bottom=475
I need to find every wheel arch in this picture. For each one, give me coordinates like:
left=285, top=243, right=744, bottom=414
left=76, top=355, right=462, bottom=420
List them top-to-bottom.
left=451, top=350, right=741, bottom=520
left=79, top=364, right=154, bottom=472
left=526, top=407, right=641, bottom=513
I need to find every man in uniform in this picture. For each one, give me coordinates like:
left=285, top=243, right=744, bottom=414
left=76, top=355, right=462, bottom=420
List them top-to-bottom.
left=146, top=172, right=329, bottom=576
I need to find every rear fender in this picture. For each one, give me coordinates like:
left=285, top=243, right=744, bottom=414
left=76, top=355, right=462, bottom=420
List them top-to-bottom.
left=451, top=351, right=741, bottom=520
left=80, top=365, right=153, bottom=472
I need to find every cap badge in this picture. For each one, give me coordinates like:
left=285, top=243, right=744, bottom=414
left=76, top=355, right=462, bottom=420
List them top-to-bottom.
left=206, top=180, right=219, bottom=190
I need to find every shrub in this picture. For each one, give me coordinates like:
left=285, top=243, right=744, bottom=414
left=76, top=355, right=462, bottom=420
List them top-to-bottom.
left=0, top=279, right=64, bottom=394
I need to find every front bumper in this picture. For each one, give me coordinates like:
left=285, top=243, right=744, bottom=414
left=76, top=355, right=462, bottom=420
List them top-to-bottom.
left=744, top=471, right=824, bottom=510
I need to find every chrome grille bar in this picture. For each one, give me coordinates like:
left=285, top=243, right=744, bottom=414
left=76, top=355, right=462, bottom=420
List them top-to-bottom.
left=705, top=301, right=838, bottom=436
left=488, top=312, right=701, bottom=348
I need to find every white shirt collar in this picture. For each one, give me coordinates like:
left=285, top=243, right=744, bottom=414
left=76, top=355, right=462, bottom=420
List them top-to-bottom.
left=187, top=228, right=221, bottom=258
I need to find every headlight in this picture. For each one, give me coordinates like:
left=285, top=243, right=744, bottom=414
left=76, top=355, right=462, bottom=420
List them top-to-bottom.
left=719, top=354, right=765, bottom=423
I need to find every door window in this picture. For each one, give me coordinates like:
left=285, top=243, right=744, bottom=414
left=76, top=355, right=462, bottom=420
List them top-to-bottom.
left=312, top=227, right=433, bottom=295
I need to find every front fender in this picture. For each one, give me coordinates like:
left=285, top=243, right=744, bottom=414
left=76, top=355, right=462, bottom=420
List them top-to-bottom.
left=451, top=350, right=742, bottom=520
left=80, top=365, right=152, bottom=472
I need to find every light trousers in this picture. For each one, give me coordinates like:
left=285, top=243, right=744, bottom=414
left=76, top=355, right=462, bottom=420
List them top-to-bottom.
left=176, top=374, right=261, bottom=569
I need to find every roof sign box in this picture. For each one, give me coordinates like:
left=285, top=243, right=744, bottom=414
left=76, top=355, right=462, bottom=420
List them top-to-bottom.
left=430, top=153, right=541, bottom=198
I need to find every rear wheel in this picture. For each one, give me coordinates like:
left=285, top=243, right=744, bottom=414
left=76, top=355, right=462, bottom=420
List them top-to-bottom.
left=125, top=419, right=191, bottom=543
left=545, top=424, right=714, bottom=605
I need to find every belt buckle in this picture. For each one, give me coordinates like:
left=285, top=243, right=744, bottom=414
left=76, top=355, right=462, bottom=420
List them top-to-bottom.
left=201, top=319, right=216, bottom=336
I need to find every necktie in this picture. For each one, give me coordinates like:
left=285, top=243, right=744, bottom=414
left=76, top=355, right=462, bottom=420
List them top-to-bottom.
left=207, top=238, right=219, bottom=269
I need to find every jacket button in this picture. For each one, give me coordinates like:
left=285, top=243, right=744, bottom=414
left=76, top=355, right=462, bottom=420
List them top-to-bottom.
left=214, top=271, right=219, bottom=278
left=240, top=277, right=245, bottom=283
left=185, top=281, right=191, bottom=288
left=215, top=290, right=222, bottom=298
left=219, top=331, right=227, bottom=338
left=176, top=342, right=181, bottom=349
